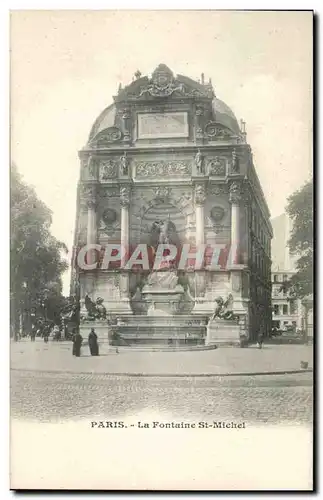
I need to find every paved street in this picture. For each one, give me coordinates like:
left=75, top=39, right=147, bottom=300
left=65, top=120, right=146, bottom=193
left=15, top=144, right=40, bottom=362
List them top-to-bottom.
left=10, top=339, right=313, bottom=426
left=11, top=339, right=314, bottom=375
left=11, top=369, right=313, bottom=425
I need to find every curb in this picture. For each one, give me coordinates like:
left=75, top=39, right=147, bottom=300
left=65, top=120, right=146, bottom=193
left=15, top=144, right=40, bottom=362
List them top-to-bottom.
left=10, top=368, right=313, bottom=378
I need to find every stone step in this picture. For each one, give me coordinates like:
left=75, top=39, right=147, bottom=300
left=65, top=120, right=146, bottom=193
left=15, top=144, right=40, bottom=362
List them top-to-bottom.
left=99, top=344, right=218, bottom=353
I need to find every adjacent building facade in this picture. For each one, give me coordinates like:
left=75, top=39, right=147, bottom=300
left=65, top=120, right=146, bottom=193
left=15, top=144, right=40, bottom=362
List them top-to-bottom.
left=71, top=64, right=273, bottom=344
left=271, top=213, right=303, bottom=332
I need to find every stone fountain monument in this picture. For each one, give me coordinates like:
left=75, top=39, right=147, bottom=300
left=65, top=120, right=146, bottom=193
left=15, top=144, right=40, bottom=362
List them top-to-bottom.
left=72, top=64, right=273, bottom=348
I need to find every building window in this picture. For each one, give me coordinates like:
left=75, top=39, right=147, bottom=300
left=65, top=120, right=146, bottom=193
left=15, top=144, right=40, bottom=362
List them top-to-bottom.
left=283, top=274, right=288, bottom=282
left=274, top=275, right=278, bottom=283
left=290, top=300, right=296, bottom=314
left=283, top=304, right=288, bottom=315
left=274, top=305, right=279, bottom=315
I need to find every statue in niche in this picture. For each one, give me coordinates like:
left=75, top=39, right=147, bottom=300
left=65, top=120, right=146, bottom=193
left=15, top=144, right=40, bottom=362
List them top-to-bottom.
left=195, top=149, right=204, bottom=175
left=231, top=149, right=240, bottom=173
left=120, top=152, right=129, bottom=176
left=146, top=218, right=180, bottom=289
left=149, top=218, right=180, bottom=250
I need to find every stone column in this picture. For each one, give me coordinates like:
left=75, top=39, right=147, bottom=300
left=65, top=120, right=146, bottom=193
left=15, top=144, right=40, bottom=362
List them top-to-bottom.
left=229, top=181, right=242, bottom=266
left=194, top=183, right=206, bottom=301
left=195, top=183, right=206, bottom=246
left=84, top=185, right=97, bottom=266
left=120, top=185, right=132, bottom=313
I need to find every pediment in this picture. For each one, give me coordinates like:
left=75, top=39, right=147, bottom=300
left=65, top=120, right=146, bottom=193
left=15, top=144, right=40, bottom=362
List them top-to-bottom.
left=114, top=63, right=214, bottom=103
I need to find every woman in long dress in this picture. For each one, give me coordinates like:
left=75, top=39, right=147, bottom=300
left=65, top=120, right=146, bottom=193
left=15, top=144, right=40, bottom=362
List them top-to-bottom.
left=88, top=328, right=99, bottom=356
left=72, top=332, right=83, bottom=357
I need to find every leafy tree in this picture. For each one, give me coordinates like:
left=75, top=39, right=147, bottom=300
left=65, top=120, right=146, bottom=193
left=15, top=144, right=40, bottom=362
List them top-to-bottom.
left=10, top=164, right=68, bottom=338
left=284, top=178, right=313, bottom=299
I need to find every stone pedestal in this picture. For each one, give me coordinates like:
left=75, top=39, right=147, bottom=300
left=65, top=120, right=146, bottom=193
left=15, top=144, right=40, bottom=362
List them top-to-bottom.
left=142, top=285, right=185, bottom=316
left=206, top=318, right=241, bottom=346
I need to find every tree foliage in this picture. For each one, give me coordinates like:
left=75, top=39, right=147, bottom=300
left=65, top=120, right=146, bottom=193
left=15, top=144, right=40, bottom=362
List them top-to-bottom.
left=10, top=164, right=68, bottom=331
left=285, top=178, right=313, bottom=298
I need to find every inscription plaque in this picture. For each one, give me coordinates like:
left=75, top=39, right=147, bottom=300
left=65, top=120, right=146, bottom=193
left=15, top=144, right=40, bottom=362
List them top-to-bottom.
left=137, top=112, right=189, bottom=139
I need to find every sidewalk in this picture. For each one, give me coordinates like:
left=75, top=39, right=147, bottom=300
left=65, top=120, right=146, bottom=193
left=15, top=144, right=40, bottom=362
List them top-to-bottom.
left=10, top=339, right=314, bottom=376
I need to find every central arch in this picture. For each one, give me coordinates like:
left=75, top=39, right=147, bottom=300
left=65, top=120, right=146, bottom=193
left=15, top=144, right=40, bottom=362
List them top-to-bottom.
left=140, top=202, right=186, bottom=245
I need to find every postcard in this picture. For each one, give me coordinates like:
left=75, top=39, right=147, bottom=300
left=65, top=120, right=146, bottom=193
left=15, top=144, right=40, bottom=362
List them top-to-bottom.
left=10, top=10, right=313, bottom=491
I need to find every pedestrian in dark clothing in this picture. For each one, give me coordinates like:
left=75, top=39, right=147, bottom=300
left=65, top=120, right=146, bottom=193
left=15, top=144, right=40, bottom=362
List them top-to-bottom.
left=30, top=326, right=36, bottom=342
left=43, top=328, right=49, bottom=343
left=88, top=328, right=99, bottom=356
left=257, top=331, right=264, bottom=349
left=72, top=332, right=83, bottom=357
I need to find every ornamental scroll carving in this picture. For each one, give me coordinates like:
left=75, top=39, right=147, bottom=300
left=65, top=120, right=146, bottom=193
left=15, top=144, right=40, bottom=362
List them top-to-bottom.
left=116, top=64, right=214, bottom=101
left=205, top=122, right=238, bottom=141
left=90, top=127, right=123, bottom=147
left=208, top=157, right=227, bottom=176
left=99, top=160, right=118, bottom=180
left=135, top=160, right=191, bottom=178
left=208, top=184, right=228, bottom=196
left=98, top=186, right=120, bottom=198
left=153, top=186, right=172, bottom=202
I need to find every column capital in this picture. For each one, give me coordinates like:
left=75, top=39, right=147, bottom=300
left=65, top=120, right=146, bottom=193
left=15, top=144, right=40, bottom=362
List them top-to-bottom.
left=229, top=181, right=242, bottom=204
left=194, top=183, right=207, bottom=206
left=80, top=184, right=97, bottom=210
left=120, top=185, right=131, bottom=207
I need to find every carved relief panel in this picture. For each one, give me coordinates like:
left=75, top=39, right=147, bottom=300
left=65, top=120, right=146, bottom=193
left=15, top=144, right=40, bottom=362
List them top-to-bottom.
left=207, top=156, right=227, bottom=176
left=134, top=159, right=192, bottom=178
left=99, top=160, right=119, bottom=181
left=205, top=184, right=230, bottom=243
left=97, top=186, right=121, bottom=240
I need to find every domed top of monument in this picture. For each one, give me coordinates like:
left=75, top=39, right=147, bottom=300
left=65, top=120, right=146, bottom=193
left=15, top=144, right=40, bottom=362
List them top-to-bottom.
left=88, top=64, right=241, bottom=143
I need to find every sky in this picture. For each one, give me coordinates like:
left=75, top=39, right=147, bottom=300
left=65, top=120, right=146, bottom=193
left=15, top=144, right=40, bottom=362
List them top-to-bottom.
left=10, top=10, right=313, bottom=295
